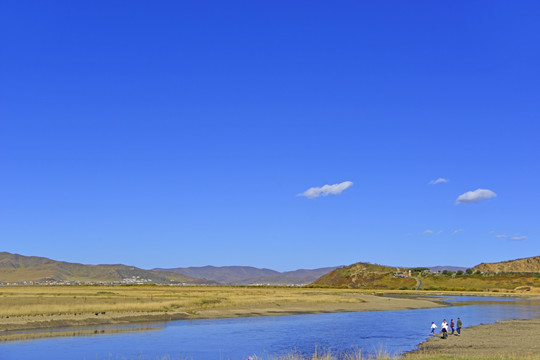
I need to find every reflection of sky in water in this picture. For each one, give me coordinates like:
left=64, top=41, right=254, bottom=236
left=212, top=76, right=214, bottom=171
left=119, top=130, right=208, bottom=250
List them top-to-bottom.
left=1, top=296, right=539, bottom=360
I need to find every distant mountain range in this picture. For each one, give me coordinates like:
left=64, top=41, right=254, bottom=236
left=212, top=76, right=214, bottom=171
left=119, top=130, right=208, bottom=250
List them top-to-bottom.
left=3, top=251, right=537, bottom=287
left=0, top=252, right=212, bottom=285
left=0, top=252, right=338, bottom=285
left=154, top=265, right=340, bottom=285
left=427, top=266, right=468, bottom=273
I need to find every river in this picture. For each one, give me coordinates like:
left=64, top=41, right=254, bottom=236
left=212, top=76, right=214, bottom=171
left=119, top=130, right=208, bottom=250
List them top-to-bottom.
left=1, top=296, right=538, bottom=360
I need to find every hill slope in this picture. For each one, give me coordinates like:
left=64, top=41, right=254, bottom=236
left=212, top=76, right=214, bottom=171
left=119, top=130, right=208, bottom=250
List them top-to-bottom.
left=0, top=252, right=212, bottom=284
left=473, top=256, right=540, bottom=273
left=313, top=258, right=540, bottom=291
left=313, top=262, right=416, bottom=289
left=156, top=266, right=339, bottom=285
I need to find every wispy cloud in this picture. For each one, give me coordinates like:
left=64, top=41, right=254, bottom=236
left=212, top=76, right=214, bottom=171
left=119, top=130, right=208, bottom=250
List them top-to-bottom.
left=429, top=178, right=449, bottom=185
left=298, top=181, right=353, bottom=199
left=456, top=189, right=497, bottom=204
left=423, top=229, right=434, bottom=235
left=452, top=229, right=463, bottom=236
left=491, top=232, right=526, bottom=241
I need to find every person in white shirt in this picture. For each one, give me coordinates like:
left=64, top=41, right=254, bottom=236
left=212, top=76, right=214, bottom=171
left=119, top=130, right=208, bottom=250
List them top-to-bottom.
left=441, top=319, right=449, bottom=338
left=430, top=322, right=437, bottom=334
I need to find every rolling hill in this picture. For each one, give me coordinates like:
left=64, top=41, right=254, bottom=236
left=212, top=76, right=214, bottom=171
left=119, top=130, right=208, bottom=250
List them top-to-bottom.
left=0, top=252, right=212, bottom=284
left=473, top=256, right=540, bottom=273
left=312, top=257, right=540, bottom=291
left=313, top=262, right=416, bottom=289
left=155, top=265, right=339, bottom=285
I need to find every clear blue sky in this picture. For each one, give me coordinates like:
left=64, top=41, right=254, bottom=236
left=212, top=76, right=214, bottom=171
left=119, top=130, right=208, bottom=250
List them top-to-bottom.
left=1, top=1, right=538, bottom=271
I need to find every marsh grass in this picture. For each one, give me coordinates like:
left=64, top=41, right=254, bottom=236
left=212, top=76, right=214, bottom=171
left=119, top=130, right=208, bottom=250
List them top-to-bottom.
left=0, top=286, right=373, bottom=317
left=94, top=350, right=538, bottom=360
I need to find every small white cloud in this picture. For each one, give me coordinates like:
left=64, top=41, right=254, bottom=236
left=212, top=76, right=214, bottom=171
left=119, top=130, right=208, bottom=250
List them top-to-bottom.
left=429, top=178, right=449, bottom=185
left=298, top=181, right=353, bottom=199
left=456, top=189, right=497, bottom=204
left=423, top=229, right=434, bottom=235
left=452, top=229, right=463, bottom=236
left=437, top=230, right=443, bottom=235
left=489, top=230, right=495, bottom=234
left=495, top=234, right=508, bottom=238
left=510, top=235, right=527, bottom=241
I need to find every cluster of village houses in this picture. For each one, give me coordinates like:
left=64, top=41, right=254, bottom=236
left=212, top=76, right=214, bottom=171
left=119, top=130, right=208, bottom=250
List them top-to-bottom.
left=1, top=276, right=185, bottom=286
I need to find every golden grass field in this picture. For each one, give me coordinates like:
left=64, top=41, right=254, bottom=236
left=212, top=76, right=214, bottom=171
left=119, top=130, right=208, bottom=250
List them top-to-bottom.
left=0, top=285, right=372, bottom=317
left=2, top=285, right=533, bottom=320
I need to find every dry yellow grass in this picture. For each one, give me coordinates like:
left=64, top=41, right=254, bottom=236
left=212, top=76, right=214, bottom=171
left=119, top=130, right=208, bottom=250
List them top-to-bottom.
left=0, top=285, right=371, bottom=317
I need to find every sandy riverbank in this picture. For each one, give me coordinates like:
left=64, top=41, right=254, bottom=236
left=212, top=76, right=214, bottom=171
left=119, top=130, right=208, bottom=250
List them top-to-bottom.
left=0, top=293, right=444, bottom=341
left=404, top=318, right=540, bottom=359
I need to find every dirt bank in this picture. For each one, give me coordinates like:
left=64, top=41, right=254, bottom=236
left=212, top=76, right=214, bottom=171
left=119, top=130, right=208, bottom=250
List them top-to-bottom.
left=404, top=318, right=540, bottom=359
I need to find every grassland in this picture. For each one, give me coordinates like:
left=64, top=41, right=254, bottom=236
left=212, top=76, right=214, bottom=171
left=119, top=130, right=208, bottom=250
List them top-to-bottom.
left=0, top=285, right=445, bottom=337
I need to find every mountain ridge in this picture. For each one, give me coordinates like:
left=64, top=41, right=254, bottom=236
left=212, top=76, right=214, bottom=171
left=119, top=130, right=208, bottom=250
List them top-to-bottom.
left=0, top=252, right=212, bottom=284
left=155, top=265, right=340, bottom=285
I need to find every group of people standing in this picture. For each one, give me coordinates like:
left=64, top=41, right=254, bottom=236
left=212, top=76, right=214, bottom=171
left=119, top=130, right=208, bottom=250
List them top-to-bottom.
left=430, top=318, right=462, bottom=338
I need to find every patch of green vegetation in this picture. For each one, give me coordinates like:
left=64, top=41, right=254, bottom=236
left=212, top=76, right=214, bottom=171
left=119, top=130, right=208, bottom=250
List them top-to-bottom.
left=196, top=298, right=226, bottom=307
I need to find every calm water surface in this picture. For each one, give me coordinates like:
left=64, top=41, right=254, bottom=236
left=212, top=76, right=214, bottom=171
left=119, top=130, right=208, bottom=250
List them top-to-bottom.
left=1, top=296, right=538, bottom=360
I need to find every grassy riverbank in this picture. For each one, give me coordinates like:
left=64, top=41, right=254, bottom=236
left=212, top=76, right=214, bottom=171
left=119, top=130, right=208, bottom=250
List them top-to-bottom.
left=0, top=285, right=445, bottom=338
left=403, top=318, right=540, bottom=360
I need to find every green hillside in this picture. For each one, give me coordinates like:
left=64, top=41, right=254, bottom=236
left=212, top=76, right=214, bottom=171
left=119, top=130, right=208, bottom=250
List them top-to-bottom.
left=0, top=252, right=212, bottom=284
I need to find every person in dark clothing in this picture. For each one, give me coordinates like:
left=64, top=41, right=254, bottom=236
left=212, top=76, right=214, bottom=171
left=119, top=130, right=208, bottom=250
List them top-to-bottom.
left=456, top=317, right=463, bottom=336
left=450, top=319, right=455, bottom=335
